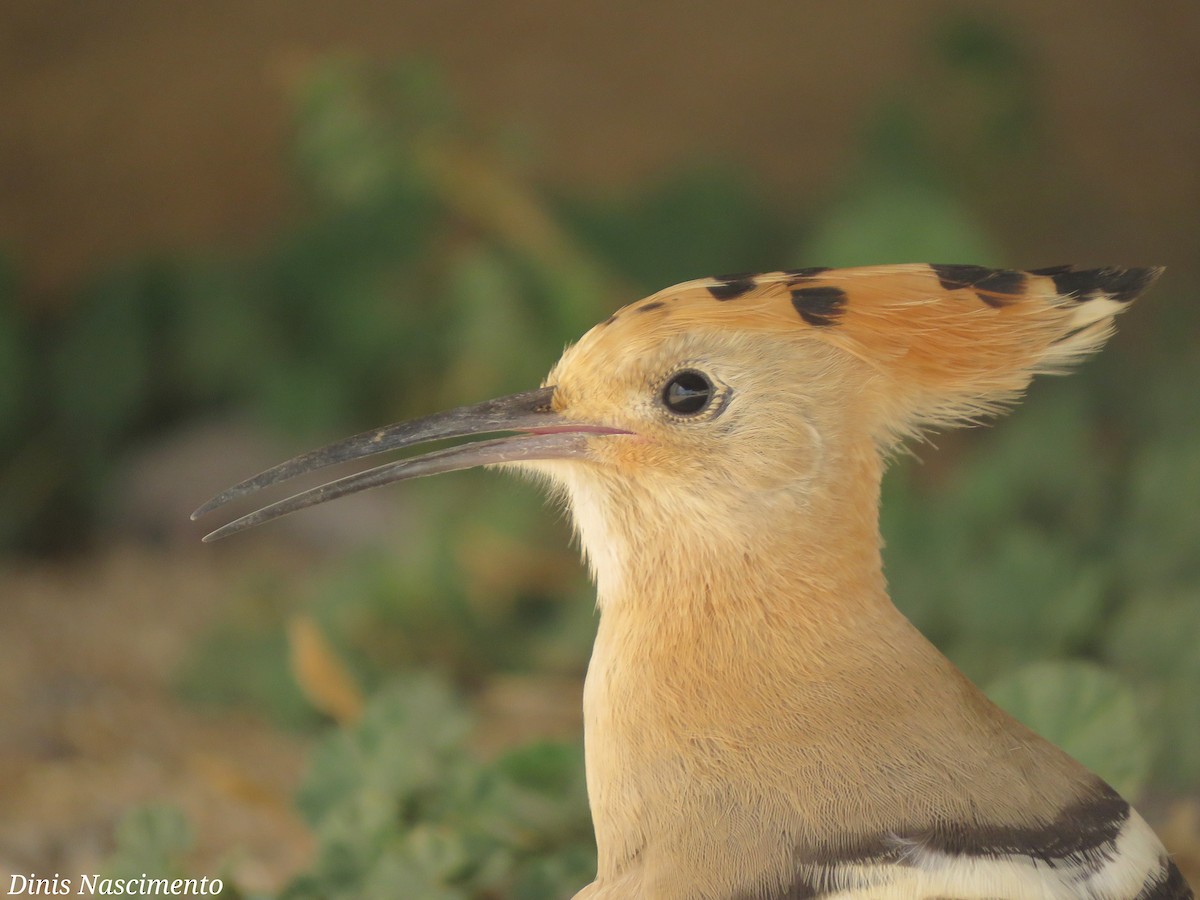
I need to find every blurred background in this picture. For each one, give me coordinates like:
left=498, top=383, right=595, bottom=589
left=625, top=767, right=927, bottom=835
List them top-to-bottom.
left=1, top=1, right=1197, bottom=896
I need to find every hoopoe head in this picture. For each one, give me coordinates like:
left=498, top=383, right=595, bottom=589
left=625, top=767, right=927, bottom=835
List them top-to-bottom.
left=194, top=264, right=1160, bottom=596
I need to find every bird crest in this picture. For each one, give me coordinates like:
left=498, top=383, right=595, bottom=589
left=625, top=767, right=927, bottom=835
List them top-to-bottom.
left=190, top=261, right=1187, bottom=900
left=571, top=263, right=1162, bottom=439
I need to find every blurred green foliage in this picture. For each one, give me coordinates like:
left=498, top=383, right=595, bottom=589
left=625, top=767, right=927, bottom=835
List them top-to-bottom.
left=8, top=12, right=1196, bottom=899
left=986, top=662, right=1151, bottom=799
left=280, top=678, right=593, bottom=900
left=103, top=807, right=236, bottom=897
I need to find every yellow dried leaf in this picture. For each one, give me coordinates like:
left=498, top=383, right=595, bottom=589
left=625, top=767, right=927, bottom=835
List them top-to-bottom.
left=287, top=614, right=363, bottom=725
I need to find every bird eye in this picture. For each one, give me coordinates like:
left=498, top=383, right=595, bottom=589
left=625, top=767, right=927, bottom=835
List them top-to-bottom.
left=661, top=370, right=714, bottom=416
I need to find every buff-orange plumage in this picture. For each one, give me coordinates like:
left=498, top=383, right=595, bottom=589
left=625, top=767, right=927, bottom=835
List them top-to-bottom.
left=194, top=263, right=1188, bottom=899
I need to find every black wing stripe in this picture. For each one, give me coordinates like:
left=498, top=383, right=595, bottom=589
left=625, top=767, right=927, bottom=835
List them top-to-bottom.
left=742, top=785, right=1145, bottom=899
left=1136, top=860, right=1195, bottom=899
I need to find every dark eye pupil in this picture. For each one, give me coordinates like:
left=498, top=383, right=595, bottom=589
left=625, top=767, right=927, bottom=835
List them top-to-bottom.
left=663, top=371, right=713, bottom=415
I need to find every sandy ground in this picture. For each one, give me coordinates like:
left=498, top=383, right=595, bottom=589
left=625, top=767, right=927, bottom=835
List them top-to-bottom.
left=0, top=532, right=589, bottom=892
left=0, top=543, right=316, bottom=891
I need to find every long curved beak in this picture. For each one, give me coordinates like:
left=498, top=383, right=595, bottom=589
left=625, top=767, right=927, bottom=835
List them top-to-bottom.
left=191, top=386, right=626, bottom=542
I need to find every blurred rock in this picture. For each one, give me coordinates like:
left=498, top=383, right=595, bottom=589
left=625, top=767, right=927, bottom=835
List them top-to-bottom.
left=107, top=417, right=412, bottom=551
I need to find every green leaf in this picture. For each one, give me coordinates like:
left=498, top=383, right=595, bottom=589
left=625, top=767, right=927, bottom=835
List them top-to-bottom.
left=932, top=13, right=1038, bottom=154
left=291, top=58, right=454, bottom=209
left=561, top=167, right=786, bottom=290
left=803, top=175, right=1001, bottom=268
left=442, top=246, right=543, bottom=400
left=0, top=252, right=29, bottom=445
left=173, top=258, right=271, bottom=401
left=50, top=268, right=155, bottom=445
left=943, top=383, right=1111, bottom=538
left=1120, top=436, right=1200, bottom=585
left=945, top=530, right=1108, bottom=680
left=175, top=571, right=320, bottom=730
left=1103, top=589, right=1200, bottom=788
left=1105, top=589, right=1200, bottom=684
left=986, top=661, right=1152, bottom=799
left=279, top=674, right=595, bottom=899
left=296, top=677, right=473, bottom=830
left=497, top=742, right=583, bottom=795
left=104, top=806, right=193, bottom=880
left=361, top=827, right=474, bottom=899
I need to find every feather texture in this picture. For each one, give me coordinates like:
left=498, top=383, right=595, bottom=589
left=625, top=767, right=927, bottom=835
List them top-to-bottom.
left=192, top=261, right=1183, bottom=900
left=535, top=263, right=1182, bottom=899
left=577, top=264, right=1161, bottom=443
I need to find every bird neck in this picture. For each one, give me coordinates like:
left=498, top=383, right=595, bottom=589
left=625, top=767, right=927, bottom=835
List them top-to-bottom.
left=591, top=438, right=891, bottom=625
left=576, top=440, right=1100, bottom=891
left=579, top=442, right=904, bottom=875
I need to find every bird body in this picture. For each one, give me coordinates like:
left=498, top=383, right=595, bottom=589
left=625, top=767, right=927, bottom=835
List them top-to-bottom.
left=195, top=263, right=1189, bottom=899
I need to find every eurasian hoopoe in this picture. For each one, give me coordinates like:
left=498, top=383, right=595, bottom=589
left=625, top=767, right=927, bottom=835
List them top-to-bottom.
left=194, top=263, right=1191, bottom=900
